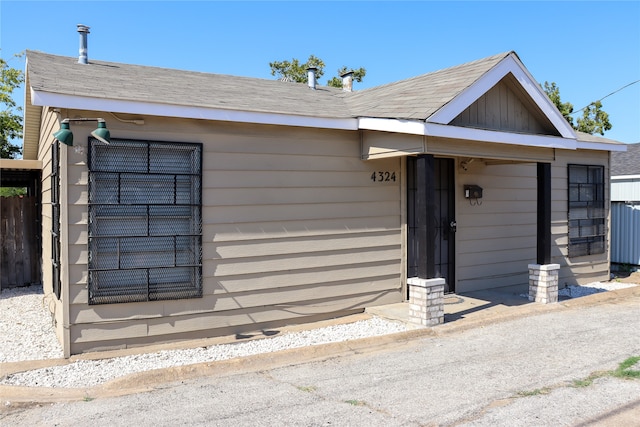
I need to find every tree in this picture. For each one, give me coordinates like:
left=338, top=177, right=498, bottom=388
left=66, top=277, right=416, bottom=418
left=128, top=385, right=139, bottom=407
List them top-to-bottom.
left=1, top=51, right=24, bottom=158
left=269, top=55, right=366, bottom=89
left=270, top=55, right=326, bottom=83
left=326, top=66, right=367, bottom=89
left=543, top=81, right=612, bottom=136
left=575, top=100, right=611, bottom=136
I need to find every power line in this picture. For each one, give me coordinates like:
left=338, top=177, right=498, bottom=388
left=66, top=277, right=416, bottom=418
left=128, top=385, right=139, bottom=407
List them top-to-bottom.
left=569, top=79, right=640, bottom=115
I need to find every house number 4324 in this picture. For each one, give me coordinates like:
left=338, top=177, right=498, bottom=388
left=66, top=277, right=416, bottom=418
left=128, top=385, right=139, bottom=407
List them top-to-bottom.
left=370, top=171, right=396, bottom=182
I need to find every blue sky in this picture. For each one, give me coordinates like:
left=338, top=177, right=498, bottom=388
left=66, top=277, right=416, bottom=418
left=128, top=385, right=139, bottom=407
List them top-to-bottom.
left=2, top=1, right=639, bottom=144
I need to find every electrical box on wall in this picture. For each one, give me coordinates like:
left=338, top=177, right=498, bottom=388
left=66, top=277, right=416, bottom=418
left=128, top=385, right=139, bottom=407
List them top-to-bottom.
left=464, top=185, right=483, bottom=199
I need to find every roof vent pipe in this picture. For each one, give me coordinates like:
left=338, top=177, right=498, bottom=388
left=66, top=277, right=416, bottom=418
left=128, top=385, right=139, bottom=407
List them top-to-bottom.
left=77, top=24, right=90, bottom=64
left=307, top=67, right=317, bottom=90
left=341, top=70, right=354, bottom=92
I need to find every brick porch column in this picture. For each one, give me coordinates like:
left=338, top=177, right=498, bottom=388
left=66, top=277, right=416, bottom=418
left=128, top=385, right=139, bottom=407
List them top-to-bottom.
left=528, top=263, right=560, bottom=303
left=407, top=277, right=445, bottom=326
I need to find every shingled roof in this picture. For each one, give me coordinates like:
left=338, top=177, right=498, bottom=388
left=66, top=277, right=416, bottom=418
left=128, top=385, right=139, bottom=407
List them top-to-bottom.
left=23, top=49, right=626, bottom=161
left=26, top=50, right=510, bottom=121
left=26, top=50, right=350, bottom=119
left=342, top=52, right=509, bottom=120
left=611, top=143, right=640, bottom=176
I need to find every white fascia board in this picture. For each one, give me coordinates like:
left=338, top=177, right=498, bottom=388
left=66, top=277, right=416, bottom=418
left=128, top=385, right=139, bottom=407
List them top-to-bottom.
left=427, top=54, right=576, bottom=139
left=31, top=90, right=358, bottom=131
left=358, top=117, right=577, bottom=150
left=358, top=117, right=427, bottom=135
left=575, top=140, right=628, bottom=152
left=612, top=175, right=640, bottom=180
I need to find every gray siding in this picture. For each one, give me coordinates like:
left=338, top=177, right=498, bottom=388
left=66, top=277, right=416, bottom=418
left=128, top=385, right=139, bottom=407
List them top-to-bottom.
left=64, top=115, right=403, bottom=354
left=456, top=161, right=537, bottom=292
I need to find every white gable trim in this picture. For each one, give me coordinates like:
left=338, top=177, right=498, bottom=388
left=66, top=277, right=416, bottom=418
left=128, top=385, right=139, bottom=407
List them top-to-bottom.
left=427, top=53, right=577, bottom=139
left=31, top=90, right=359, bottom=131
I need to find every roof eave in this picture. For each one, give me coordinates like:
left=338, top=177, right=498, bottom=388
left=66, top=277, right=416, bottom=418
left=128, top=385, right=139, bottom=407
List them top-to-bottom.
left=31, top=90, right=358, bottom=131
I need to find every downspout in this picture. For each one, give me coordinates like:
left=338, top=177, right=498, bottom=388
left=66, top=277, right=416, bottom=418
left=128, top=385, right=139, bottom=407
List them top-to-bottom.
left=60, top=143, right=71, bottom=358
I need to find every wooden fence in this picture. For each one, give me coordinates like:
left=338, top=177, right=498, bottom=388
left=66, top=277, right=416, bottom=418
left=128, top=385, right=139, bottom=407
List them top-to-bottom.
left=1, top=196, right=41, bottom=289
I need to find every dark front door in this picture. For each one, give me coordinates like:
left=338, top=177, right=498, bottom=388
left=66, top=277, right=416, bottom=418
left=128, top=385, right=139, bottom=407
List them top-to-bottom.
left=407, top=155, right=456, bottom=293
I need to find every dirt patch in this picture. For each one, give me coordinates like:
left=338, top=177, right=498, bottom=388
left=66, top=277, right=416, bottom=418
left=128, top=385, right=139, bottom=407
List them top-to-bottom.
left=610, top=271, right=640, bottom=284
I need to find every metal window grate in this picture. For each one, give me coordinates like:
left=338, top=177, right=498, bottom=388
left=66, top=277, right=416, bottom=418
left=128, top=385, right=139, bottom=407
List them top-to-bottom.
left=87, top=138, right=202, bottom=304
left=568, top=164, right=606, bottom=258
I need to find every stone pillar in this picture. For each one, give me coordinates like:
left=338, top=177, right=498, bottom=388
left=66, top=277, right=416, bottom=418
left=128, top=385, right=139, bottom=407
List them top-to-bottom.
left=528, top=264, right=560, bottom=303
left=407, top=277, right=445, bottom=326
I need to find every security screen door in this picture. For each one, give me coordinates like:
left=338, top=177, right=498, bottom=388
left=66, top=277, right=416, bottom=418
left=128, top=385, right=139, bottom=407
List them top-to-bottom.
left=407, top=155, right=456, bottom=293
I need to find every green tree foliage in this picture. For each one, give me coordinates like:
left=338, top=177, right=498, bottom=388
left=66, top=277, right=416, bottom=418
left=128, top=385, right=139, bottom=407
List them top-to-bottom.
left=1, top=51, right=24, bottom=158
left=270, top=55, right=366, bottom=89
left=270, top=55, right=326, bottom=83
left=326, top=66, right=367, bottom=89
left=543, top=81, right=612, bottom=136
left=576, top=100, right=612, bottom=136
left=0, top=187, right=27, bottom=197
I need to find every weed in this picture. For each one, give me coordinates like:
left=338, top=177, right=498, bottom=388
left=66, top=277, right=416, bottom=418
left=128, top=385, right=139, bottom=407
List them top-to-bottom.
left=515, top=356, right=640, bottom=400
left=613, top=356, right=640, bottom=379
left=570, top=371, right=608, bottom=388
left=571, top=378, right=593, bottom=388
left=297, top=385, right=317, bottom=393
left=516, top=388, right=551, bottom=397
left=83, top=395, right=95, bottom=402
left=345, top=399, right=367, bottom=406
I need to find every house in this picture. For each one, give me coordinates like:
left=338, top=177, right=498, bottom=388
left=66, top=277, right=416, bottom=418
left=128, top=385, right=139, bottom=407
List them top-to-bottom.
left=19, top=37, right=626, bottom=356
left=610, top=143, right=640, bottom=268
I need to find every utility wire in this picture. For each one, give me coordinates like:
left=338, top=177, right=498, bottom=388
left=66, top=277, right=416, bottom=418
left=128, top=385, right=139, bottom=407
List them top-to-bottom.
left=570, top=79, right=640, bottom=115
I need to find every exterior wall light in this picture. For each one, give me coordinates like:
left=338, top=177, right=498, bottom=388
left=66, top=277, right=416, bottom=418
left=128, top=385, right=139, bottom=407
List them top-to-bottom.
left=53, top=118, right=111, bottom=146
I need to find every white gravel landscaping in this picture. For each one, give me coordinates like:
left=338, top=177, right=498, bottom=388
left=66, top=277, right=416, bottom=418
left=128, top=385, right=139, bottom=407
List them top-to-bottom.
left=1, top=280, right=637, bottom=389
left=557, top=281, right=637, bottom=298
left=0, top=284, right=408, bottom=389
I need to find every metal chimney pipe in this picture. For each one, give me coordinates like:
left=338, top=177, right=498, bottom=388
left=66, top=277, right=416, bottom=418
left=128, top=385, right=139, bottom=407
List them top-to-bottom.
left=77, top=24, right=90, bottom=64
left=307, top=67, right=317, bottom=90
left=341, top=71, right=354, bottom=92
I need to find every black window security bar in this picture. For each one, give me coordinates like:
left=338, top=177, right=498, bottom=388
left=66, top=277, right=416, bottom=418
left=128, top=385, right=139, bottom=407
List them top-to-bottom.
left=87, top=138, right=202, bottom=304
left=568, top=164, right=606, bottom=257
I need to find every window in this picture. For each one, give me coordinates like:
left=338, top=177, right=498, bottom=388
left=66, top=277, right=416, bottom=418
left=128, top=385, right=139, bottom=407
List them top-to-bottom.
left=87, top=139, right=202, bottom=304
left=568, top=164, right=606, bottom=257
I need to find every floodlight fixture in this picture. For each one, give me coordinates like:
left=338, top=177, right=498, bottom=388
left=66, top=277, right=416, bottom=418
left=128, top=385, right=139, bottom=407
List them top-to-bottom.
left=52, top=118, right=111, bottom=146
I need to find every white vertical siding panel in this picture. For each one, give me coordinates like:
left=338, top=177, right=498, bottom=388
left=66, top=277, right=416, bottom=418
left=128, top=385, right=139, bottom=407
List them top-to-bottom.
left=611, top=178, right=640, bottom=202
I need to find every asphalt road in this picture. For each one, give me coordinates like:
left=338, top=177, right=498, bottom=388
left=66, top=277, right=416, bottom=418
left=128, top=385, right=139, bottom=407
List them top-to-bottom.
left=2, top=293, right=640, bottom=426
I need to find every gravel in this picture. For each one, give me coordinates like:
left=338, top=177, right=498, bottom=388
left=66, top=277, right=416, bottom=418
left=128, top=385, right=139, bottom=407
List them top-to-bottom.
left=1, top=280, right=637, bottom=389
left=518, top=280, right=638, bottom=299
left=0, top=285, right=407, bottom=388
left=0, top=285, right=64, bottom=362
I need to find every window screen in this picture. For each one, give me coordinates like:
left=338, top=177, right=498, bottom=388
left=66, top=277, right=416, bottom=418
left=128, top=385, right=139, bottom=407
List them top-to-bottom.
left=88, top=139, right=202, bottom=304
left=568, top=164, right=606, bottom=257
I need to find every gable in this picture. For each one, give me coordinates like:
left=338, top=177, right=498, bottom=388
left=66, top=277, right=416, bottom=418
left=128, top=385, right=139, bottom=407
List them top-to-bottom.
left=450, top=74, right=560, bottom=136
